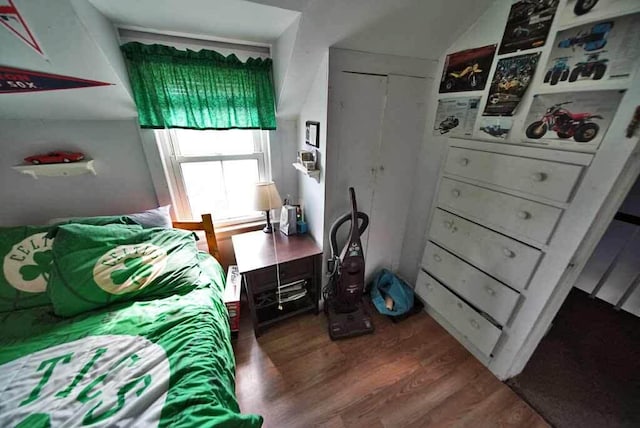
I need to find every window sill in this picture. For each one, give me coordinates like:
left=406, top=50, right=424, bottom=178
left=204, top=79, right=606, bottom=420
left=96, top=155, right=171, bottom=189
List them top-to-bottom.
left=216, top=220, right=271, bottom=239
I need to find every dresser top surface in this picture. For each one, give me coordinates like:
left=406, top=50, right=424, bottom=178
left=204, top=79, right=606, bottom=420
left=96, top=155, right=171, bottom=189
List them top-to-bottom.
left=231, top=230, right=322, bottom=273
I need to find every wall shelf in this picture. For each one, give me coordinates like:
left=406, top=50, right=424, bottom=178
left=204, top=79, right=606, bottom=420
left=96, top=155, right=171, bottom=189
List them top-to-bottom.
left=13, top=160, right=96, bottom=179
left=292, top=162, right=320, bottom=182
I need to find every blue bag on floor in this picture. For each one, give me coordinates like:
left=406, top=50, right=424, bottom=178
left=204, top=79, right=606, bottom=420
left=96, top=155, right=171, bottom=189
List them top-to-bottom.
left=370, top=269, right=414, bottom=316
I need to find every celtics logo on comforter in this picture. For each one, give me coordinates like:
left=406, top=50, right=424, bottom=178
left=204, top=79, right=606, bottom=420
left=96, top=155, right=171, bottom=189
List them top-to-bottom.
left=0, top=227, right=55, bottom=311
left=4, top=232, right=53, bottom=293
left=93, top=244, right=168, bottom=295
left=0, top=335, right=170, bottom=427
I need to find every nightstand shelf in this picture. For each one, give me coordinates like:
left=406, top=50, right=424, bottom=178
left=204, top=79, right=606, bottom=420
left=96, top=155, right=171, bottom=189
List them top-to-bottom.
left=231, top=230, right=322, bottom=336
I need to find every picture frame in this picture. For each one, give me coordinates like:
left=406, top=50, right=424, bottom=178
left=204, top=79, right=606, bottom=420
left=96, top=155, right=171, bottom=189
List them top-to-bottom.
left=305, top=121, right=320, bottom=148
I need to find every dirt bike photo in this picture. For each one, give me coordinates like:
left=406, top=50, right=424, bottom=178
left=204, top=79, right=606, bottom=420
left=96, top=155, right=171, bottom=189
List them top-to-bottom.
left=444, top=63, right=484, bottom=91
left=525, top=102, right=602, bottom=142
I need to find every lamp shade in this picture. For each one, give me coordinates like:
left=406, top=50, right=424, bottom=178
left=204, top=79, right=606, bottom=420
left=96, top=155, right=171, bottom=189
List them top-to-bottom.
left=253, top=182, right=282, bottom=211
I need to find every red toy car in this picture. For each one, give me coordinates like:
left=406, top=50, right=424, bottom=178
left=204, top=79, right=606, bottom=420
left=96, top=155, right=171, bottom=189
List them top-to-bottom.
left=24, top=151, right=85, bottom=165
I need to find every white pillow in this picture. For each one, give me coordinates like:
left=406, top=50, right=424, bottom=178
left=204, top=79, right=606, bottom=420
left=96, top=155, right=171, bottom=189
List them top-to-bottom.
left=127, top=205, right=173, bottom=228
left=48, top=206, right=173, bottom=229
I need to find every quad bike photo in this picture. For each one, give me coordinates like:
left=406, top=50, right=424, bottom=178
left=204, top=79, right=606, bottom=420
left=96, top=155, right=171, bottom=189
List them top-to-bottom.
left=558, top=21, right=613, bottom=52
left=569, top=51, right=608, bottom=82
left=544, top=57, right=570, bottom=85
left=444, top=63, right=484, bottom=91
left=525, top=101, right=602, bottom=142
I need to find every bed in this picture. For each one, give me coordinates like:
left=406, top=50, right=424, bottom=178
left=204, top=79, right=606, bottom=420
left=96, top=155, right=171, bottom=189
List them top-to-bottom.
left=0, top=213, right=262, bottom=428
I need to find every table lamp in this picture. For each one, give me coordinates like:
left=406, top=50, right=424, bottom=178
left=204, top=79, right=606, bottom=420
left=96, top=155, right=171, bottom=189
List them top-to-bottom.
left=254, top=182, right=282, bottom=233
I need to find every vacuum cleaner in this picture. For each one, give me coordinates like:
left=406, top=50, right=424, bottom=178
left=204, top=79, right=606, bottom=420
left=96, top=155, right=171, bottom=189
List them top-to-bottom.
left=324, top=187, right=374, bottom=340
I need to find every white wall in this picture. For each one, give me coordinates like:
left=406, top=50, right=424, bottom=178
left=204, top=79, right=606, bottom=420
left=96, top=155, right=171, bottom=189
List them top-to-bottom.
left=0, top=0, right=136, bottom=120
left=272, top=17, right=301, bottom=113
left=297, top=52, right=329, bottom=246
left=270, top=118, right=299, bottom=202
left=0, top=119, right=158, bottom=226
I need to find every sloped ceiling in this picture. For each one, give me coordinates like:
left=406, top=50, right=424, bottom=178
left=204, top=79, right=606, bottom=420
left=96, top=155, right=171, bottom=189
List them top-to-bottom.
left=89, top=0, right=300, bottom=45
left=274, top=0, right=495, bottom=117
left=335, top=0, right=495, bottom=59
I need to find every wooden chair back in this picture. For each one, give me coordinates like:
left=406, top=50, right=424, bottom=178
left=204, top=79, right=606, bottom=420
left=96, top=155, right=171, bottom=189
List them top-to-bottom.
left=172, top=213, right=221, bottom=261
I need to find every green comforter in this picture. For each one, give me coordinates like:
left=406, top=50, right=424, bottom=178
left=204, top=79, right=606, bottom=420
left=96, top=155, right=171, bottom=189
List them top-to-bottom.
left=0, top=253, right=262, bottom=428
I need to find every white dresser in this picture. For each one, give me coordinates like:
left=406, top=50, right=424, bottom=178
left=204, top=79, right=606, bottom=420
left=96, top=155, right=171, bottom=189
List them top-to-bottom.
left=415, top=138, right=593, bottom=364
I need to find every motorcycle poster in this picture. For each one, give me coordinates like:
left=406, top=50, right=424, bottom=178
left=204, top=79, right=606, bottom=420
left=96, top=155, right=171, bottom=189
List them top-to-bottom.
left=498, top=0, right=559, bottom=55
left=558, top=0, right=640, bottom=27
left=542, top=13, right=640, bottom=87
left=439, top=45, right=496, bottom=93
left=483, top=52, right=541, bottom=116
left=522, top=90, right=625, bottom=152
left=433, top=97, right=480, bottom=137
left=477, top=117, right=513, bottom=140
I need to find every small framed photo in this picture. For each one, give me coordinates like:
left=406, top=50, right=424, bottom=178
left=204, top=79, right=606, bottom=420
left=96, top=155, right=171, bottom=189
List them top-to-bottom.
left=305, top=121, right=320, bottom=148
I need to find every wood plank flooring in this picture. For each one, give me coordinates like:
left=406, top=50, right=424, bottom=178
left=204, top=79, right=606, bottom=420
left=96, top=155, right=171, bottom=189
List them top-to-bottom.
left=233, top=304, right=548, bottom=427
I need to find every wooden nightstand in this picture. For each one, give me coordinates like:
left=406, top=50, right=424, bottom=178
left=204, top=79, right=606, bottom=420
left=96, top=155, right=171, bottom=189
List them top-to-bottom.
left=231, top=230, right=322, bottom=336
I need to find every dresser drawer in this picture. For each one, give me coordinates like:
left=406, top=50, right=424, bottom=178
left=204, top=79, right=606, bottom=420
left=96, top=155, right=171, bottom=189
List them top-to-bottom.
left=444, top=147, right=583, bottom=202
left=438, top=178, right=563, bottom=245
left=429, top=209, right=541, bottom=289
left=422, top=241, right=520, bottom=325
left=248, top=256, right=314, bottom=291
left=415, top=271, right=501, bottom=356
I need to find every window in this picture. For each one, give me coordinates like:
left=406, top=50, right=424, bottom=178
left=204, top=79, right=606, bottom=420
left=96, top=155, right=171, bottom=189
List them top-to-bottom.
left=157, top=129, right=270, bottom=225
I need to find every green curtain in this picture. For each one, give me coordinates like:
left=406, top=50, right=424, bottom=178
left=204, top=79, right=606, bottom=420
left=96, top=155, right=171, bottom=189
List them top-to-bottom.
left=120, top=42, right=277, bottom=130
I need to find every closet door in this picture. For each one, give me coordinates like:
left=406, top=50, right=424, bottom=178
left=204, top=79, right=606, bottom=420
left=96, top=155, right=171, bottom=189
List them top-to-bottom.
left=325, top=72, right=387, bottom=258
left=366, top=75, right=427, bottom=279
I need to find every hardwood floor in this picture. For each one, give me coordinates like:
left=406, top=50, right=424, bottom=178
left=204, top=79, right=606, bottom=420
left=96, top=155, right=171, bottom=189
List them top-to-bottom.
left=233, top=303, right=548, bottom=428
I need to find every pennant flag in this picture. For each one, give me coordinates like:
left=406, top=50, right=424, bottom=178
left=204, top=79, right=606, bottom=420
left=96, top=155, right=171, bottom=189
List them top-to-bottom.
left=0, top=0, right=44, bottom=56
left=0, top=66, right=112, bottom=93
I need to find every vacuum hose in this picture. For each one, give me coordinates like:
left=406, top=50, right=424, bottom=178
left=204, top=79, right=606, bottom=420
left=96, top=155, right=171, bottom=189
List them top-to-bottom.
left=329, top=212, right=369, bottom=262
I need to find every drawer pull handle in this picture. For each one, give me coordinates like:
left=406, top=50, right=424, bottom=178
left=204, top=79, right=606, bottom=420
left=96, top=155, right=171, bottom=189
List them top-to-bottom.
left=459, top=158, right=469, bottom=166
left=531, top=172, right=547, bottom=182
left=451, top=189, right=461, bottom=198
left=518, top=210, right=531, bottom=220
left=444, top=221, right=458, bottom=233
left=503, top=248, right=516, bottom=258
left=433, top=254, right=442, bottom=262
left=485, top=286, right=496, bottom=296
left=457, top=302, right=463, bottom=309
left=470, top=319, right=480, bottom=329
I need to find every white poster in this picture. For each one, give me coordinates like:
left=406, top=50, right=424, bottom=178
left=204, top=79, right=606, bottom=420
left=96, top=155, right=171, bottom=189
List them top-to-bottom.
left=559, top=0, right=640, bottom=26
left=542, top=13, right=640, bottom=87
left=522, top=90, right=625, bottom=152
left=433, top=97, right=480, bottom=137
left=477, top=117, right=513, bottom=141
